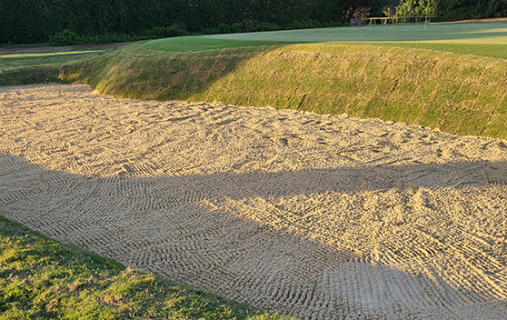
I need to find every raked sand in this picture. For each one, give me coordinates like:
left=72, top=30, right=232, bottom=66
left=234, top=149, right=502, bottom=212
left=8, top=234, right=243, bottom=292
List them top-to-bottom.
left=1, top=84, right=507, bottom=320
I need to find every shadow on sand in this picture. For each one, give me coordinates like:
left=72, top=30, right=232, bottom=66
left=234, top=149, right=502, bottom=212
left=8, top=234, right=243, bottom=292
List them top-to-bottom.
left=1, top=153, right=507, bottom=319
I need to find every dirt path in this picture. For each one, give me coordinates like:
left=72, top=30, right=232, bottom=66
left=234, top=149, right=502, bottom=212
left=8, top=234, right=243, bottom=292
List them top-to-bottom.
left=1, top=84, right=507, bottom=320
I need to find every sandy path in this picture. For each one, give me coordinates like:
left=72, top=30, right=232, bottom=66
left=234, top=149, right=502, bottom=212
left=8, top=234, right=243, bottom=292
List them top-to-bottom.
left=1, top=84, right=507, bottom=319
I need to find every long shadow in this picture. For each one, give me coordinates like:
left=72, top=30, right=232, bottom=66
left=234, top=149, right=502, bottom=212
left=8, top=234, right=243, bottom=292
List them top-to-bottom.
left=1, top=153, right=507, bottom=319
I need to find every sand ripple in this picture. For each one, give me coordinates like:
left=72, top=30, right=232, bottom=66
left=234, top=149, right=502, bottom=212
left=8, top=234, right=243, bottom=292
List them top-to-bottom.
left=1, top=84, right=507, bottom=319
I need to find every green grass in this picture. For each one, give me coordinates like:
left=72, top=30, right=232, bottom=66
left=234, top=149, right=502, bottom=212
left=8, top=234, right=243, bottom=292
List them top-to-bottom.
left=204, top=21, right=507, bottom=43
left=142, top=22, right=507, bottom=58
left=142, top=36, right=298, bottom=52
left=142, top=36, right=507, bottom=59
left=342, top=42, right=507, bottom=59
left=0, top=215, right=287, bottom=320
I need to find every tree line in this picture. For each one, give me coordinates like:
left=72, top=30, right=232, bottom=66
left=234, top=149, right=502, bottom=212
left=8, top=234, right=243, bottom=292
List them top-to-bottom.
left=0, top=0, right=343, bottom=44
left=1, top=0, right=506, bottom=44
left=396, top=0, right=507, bottom=20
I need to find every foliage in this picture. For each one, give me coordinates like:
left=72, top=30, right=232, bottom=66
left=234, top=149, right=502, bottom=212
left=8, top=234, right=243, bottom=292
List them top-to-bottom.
left=0, top=0, right=345, bottom=44
left=343, top=0, right=392, bottom=19
left=371, top=0, right=393, bottom=16
left=396, top=0, right=436, bottom=17
left=397, top=0, right=507, bottom=20
left=142, top=26, right=189, bottom=39
left=49, top=29, right=80, bottom=46
left=81, top=33, right=145, bottom=45
left=0, top=215, right=288, bottom=319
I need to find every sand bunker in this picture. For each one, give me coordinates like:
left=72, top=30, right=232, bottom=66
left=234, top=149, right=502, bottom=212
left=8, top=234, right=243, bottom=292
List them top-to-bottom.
left=1, top=84, right=507, bottom=319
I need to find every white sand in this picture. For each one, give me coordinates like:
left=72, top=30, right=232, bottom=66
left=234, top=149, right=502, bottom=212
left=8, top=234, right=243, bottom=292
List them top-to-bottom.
left=1, top=84, right=506, bottom=319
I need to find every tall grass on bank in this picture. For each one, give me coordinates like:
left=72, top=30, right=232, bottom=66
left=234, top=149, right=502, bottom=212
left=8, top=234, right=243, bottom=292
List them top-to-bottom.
left=2, top=42, right=507, bottom=139
left=75, top=44, right=507, bottom=139
left=0, top=215, right=286, bottom=319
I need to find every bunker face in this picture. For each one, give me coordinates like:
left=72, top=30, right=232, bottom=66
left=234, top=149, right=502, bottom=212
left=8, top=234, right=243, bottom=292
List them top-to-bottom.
left=1, top=84, right=507, bottom=319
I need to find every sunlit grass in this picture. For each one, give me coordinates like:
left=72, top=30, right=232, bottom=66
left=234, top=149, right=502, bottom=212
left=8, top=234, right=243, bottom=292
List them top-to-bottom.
left=203, top=22, right=507, bottom=43
left=142, top=36, right=298, bottom=52
left=0, top=50, right=103, bottom=59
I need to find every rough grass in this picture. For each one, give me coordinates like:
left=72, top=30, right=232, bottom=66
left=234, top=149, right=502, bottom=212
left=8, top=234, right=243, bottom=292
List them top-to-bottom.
left=2, top=23, right=507, bottom=138
left=3, top=40, right=507, bottom=139
left=63, top=43, right=507, bottom=139
left=0, top=50, right=105, bottom=71
left=0, top=215, right=287, bottom=320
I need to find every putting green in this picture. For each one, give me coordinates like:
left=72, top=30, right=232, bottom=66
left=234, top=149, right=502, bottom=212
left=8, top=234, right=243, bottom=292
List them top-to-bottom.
left=141, top=22, right=507, bottom=58
left=204, top=22, right=507, bottom=43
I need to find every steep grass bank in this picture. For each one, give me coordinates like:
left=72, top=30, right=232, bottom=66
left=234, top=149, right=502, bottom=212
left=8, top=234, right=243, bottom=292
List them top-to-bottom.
left=2, top=41, right=507, bottom=139
left=71, top=43, right=507, bottom=139
left=0, top=215, right=285, bottom=319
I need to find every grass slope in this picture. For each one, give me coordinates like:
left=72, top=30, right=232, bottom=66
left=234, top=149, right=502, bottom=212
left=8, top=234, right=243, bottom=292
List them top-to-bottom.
left=2, top=23, right=507, bottom=138
left=68, top=43, right=507, bottom=139
left=0, top=215, right=285, bottom=320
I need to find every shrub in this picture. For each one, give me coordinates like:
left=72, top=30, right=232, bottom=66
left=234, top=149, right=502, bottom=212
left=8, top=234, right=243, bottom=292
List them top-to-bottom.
left=286, top=19, right=322, bottom=30
left=230, top=22, right=244, bottom=33
left=259, top=22, right=282, bottom=31
left=218, top=23, right=232, bottom=34
left=142, top=26, right=188, bottom=39
left=200, top=27, right=221, bottom=35
left=49, top=29, right=80, bottom=46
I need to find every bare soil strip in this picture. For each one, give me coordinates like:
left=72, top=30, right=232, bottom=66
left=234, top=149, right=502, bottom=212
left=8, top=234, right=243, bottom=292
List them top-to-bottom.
left=1, top=84, right=507, bottom=320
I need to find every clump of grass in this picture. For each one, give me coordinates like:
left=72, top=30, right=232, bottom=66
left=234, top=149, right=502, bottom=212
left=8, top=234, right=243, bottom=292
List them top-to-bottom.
left=0, top=215, right=287, bottom=319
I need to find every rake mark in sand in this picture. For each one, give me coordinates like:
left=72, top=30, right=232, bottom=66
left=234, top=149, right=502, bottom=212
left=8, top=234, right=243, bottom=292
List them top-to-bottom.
left=1, top=84, right=507, bottom=319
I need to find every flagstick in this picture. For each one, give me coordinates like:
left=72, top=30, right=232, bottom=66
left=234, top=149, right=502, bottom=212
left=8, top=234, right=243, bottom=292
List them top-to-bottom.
left=424, top=0, right=430, bottom=31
